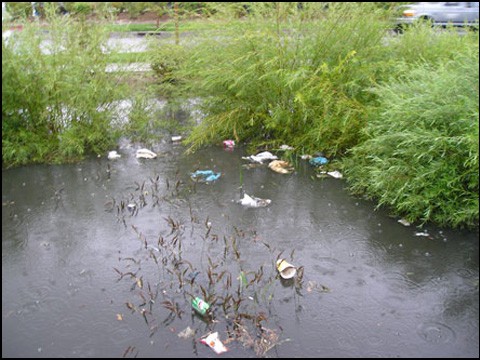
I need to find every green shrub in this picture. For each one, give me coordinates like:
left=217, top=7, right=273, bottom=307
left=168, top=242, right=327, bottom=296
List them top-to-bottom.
left=5, top=2, right=32, bottom=20
left=71, top=2, right=93, bottom=16
left=92, top=2, right=122, bottom=19
left=122, top=2, right=148, bottom=19
left=181, top=3, right=389, bottom=155
left=2, top=14, right=129, bottom=166
left=387, top=22, right=479, bottom=70
left=150, top=44, right=188, bottom=84
left=343, top=47, right=479, bottom=228
left=123, top=96, right=158, bottom=144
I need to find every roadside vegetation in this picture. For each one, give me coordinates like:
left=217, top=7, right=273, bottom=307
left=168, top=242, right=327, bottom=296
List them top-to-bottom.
left=2, top=2, right=478, bottom=228
left=158, top=2, right=479, bottom=228
left=180, top=3, right=389, bottom=156
left=2, top=6, right=151, bottom=164
left=343, top=25, right=479, bottom=228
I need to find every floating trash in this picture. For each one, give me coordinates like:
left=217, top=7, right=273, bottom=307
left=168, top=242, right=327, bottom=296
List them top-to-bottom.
left=171, top=136, right=182, bottom=142
left=223, top=140, right=235, bottom=149
left=278, top=144, right=294, bottom=151
left=136, top=148, right=157, bottom=159
left=108, top=150, right=121, bottom=160
left=242, top=151, right=278, bottom=163
left=300, top=154, right=312, bottom=160
left=309, top=156, right=328, bottom=166
left=268, top=160, right=294, bottom=174
left=242, top=163, right=264, bottom=170
left=191, top=170, right=221, bottom=183
left=327, top=170, right=343, bottom=179
left=238, top=193, right=271, bottom=208
left=398, top=218, right=411, bottom=227
left=415, top=231, right=430, bottom=237
left=276, top=259, right=297, bottom=279
left=306, top=280, right=330, bottom=293
left=192, top=296, right=211, bottom=316
left=178, top=326, right=196, bottom=339
left=200, top=332, right=228, bottom=354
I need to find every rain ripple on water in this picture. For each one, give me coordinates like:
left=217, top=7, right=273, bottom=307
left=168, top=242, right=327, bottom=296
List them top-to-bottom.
left=417, top=321, right=457, bottom=344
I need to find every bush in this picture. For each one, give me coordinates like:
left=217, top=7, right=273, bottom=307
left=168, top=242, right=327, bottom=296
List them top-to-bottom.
left=5, top=2, right=32, bottom=20
left=70, top=2, right=93, bottom=16
left=92, top=2, right=122, bottom=19
left=122, top=2, right=148, bottom=19
left=181, top=3, right=389, bottom=154
left=169, top=4, right=478, bottom=228
left=2, top=14, right=130, bottom=166
left=387, top=22, right=479, bottom=70
left=150, top=44, right=188, bottom=84
left=343, top=46, right=479, bottom=228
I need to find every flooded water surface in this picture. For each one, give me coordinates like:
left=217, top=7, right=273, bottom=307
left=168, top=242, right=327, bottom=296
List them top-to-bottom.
left=2, top=135, right=479, bottom=357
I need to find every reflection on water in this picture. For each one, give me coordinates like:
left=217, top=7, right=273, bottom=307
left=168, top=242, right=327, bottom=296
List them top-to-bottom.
left=2, top=123, right=479, bottom=357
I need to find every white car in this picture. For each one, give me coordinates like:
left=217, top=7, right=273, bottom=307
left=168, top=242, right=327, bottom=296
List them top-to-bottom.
left=396, top=2, right=479, bottom=29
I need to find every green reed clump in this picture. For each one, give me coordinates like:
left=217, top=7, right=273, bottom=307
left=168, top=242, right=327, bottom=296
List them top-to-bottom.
left=143, top=3, right=478, bottom=228
left=181, top=3, right=389, bottom=155
left=2, top=8, right=131, bottom=166
left=388, top=22, right=479, bottom=69
left=149, top=43, right=190, bottom=97
left=343, top=46, right=479, bottom=228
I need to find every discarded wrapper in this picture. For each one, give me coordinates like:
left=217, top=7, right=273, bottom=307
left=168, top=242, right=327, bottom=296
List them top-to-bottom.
left=172, top=136, right=182, bottom=142
left=223, top=140, right=235, bottom=149
left=279, top=144, right=294, bottom=151
left=136, top=148, right=157, bottom=159
left=108, top=150, right=121, bottom=160
left=242, top=151, right=278, bottom=163
left=268, top=160, right=294, bottom=174
left=191, top=170, right=221, bottom=182
left=327, top=170, right=343, bottom=179
left=238, top=193, right=271, bottom=208
left=415, top=231, right=430, bottom=237
left=276, top=259, right=297, bottom=279
left=178, top=326, right=196, bottom=339
left=200, top=332, right=228, bottom=354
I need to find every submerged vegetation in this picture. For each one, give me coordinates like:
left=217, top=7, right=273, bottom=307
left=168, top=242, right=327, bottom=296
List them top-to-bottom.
left=2, top=2, right=478, bottom=228
left=111, top=174, right=304, bottom=357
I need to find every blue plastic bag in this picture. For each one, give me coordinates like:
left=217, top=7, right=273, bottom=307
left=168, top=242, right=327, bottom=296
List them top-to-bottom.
left=309, top=156, right=328, bottom=166
left=191, top=170, right=221, bottom=182
left=205, top=173, right=221, bottom=182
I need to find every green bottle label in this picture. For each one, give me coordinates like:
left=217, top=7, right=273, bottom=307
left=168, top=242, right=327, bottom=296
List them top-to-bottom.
left=192, top=297, right=210, bottom=315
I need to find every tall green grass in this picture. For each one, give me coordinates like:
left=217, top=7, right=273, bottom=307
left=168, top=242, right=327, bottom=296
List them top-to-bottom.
left=181, top=3, right=390, bottom=155
left=161, top=4, right=479, bottom=228
left=2, top=9, right=135, bottom=166
left=388, top=23, right=479, bottom=68
left=343, top=45, right=479, bottom=228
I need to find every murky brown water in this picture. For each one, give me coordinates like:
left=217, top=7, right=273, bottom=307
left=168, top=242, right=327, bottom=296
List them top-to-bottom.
left=2, top=135, right=479, bottom=357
